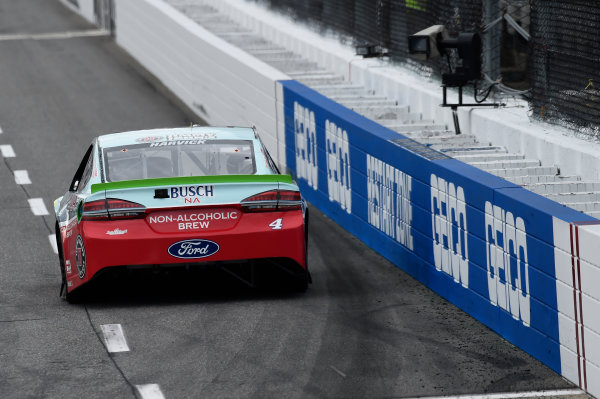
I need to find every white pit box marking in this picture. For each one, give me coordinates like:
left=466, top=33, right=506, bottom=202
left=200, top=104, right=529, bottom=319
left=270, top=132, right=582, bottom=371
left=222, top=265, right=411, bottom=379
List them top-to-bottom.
left=100, top=324, right=130, bottom=353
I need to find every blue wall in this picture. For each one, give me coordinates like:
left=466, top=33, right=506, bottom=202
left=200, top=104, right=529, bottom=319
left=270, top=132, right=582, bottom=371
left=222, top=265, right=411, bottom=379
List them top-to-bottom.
left=281, top=79, right=597, bottom=374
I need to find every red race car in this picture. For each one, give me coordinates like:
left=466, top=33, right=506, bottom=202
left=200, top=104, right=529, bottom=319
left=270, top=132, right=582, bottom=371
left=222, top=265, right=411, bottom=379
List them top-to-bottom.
left=54, top=127, right=310, bottom=301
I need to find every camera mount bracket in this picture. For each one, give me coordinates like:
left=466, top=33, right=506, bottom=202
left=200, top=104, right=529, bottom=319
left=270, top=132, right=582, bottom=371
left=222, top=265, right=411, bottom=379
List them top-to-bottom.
left=441, top=85, right=504, bottom=135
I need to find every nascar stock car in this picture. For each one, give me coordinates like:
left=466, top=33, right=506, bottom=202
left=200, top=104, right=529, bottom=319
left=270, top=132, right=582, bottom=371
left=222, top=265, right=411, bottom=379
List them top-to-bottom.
left=54, top=126, right=310, bottom=301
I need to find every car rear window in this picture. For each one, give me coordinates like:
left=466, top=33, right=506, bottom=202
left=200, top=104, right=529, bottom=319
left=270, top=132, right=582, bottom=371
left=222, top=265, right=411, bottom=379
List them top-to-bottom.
left=103, top=140, right=256, bottom=182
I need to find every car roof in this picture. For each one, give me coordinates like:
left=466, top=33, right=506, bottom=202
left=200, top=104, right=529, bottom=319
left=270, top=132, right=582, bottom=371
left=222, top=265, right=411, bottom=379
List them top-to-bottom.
left=97, top=126, right=257, bottom=148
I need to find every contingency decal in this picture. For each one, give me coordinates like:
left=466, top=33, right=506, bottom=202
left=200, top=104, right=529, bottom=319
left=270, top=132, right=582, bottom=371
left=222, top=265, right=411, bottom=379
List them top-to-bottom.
left=295, top=101, right=353, bottom=214
left=294, top=102, right=318, bottom=190
left=326, top=119, right=351, bottom=213
left=136, top=136, right=164, bottom=143
left=368, top=154, right=413, bottom=250
left=430, top=173, right=468, bottom=287
left=168, top=185, right=214, bottom=204
left=485, top=201, right=530, bottom=326
left=148, top=209, right=240, bottom=232
left=106, top=228, right=128, bottom=236
left=75, top=235, right=86, bottom=279
left=168, top=239, right=220, bottom=259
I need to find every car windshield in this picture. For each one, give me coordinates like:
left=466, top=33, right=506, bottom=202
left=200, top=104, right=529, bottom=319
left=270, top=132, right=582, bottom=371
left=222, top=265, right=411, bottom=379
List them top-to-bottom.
left=103, top=140, right=256, bottom=182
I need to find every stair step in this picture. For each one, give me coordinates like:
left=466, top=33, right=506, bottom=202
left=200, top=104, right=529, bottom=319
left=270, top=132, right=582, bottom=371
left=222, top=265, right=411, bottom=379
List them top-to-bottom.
left=313, top=85, right=371, bottom=96
left=353, top=106, right=411, bottom=120
left=415, top=134, right=477, bottom=145
left=455, top=153, right=526, bottom=163
left=470, top=159, right=541, bottom=170
left=507, top=175, right=581, bottom=185
left=524, top=181, right=600, bottom=195
left=545, top=191, right=600, bottom=204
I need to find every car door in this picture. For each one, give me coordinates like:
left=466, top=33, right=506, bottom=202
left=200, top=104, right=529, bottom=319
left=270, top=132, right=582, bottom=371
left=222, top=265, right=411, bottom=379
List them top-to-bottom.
left=62, top=145, right=94, bottom=279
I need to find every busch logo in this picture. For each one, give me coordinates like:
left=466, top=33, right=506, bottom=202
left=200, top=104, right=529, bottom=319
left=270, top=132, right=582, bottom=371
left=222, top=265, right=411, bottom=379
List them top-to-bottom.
left=294, top=102, right=318, bottom=190
left=325, top=120, right=351, bottom=213
left=367, top=155, right=413, bottom=249
left=430, top=174, right=468, bottom=287
left=170, top=185, right=214, bottom=204
left=170, top=186, right=214, bottom=198
left=485, top=202, right=530, bottom=326
left=168, top=239, right=220, bottom=259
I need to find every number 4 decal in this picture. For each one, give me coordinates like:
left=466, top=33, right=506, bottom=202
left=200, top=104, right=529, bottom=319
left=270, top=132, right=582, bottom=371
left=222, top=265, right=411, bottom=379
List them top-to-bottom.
left=269, top=218, right=283, bottom=230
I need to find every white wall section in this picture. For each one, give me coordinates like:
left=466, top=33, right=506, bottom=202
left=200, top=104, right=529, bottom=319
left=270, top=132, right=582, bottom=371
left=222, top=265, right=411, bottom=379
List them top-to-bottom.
left=58, top=0, right=96, bottom=24
left=114, top=0, right=289, bottom=168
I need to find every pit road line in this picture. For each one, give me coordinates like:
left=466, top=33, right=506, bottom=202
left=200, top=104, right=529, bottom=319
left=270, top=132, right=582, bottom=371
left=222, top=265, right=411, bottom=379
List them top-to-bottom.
left=0, top=144, right=15, bottom=157
left=14, top=169, right=31, bottom=184
left=28, top=198, right=49, bottom=216
left=48, top=234, right=58, bottom=255
left=100, top=324, right=131, bottom=353
left=136, top=384, right=166, bottom=399
left=402, top=388, right=586, bottom=399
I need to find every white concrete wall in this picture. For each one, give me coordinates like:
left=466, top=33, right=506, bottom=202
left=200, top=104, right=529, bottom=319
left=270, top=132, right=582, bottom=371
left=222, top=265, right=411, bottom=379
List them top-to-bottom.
left=58, top=0, right=96, bottom=24
left=113, top=0, right=290, bottom=169
left=554, top=218, right=600, bottom=395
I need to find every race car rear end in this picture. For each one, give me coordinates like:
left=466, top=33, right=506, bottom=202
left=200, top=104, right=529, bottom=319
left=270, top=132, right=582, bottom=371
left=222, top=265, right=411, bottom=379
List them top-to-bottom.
left=54, top=127, right=309, bottom=301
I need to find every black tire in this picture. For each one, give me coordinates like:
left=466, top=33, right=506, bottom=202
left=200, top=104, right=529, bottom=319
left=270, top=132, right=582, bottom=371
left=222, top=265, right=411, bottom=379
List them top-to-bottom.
left=55, top=223, right=80, bottom=304
left=291, top=272, right=309, bottom=293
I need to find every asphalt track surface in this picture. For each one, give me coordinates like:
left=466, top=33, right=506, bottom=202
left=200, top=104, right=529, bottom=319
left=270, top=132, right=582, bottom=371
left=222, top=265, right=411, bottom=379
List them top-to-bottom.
left=0, top=1, right=582, bottom=398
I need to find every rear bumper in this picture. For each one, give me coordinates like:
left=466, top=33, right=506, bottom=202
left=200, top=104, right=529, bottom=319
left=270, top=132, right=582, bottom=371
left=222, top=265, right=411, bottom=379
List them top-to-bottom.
left=72, top=210, right=305, bottom=288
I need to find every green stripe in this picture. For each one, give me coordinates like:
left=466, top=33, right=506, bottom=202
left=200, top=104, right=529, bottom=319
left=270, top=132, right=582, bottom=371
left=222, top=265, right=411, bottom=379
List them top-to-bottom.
left=406, top=0, right=426, bottom=11
left=91, top=174, right=293, bottom=193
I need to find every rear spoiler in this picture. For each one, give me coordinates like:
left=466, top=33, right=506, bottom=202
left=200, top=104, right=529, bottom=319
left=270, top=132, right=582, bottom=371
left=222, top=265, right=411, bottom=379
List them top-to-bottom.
left=91, top=174, right=294, bottom=194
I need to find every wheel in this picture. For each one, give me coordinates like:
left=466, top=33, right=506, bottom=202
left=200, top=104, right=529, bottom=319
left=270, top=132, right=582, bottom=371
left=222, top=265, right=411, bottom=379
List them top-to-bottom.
left=55, top=223, right=79, bottom=303
left=291, top=271, right=309, bottom=293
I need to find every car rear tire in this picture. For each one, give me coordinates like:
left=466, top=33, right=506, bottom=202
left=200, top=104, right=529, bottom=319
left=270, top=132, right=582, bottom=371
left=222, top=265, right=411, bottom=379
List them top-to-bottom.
left=55, top=223, right=80, bottom=304
left=291, top=273, right=309, bottom=292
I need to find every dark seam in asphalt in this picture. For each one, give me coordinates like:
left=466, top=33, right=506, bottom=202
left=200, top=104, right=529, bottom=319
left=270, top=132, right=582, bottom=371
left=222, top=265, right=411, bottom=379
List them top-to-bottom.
left=2, top=157, right=53, bottom=233
left=84, top=305, right=139, bottom=398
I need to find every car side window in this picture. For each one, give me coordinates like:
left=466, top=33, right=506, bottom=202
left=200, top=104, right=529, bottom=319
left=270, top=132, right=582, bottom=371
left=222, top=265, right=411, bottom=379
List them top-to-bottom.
left=70, top=145, right=94, bottom=192
left=78, top=151, right=94, bottom=192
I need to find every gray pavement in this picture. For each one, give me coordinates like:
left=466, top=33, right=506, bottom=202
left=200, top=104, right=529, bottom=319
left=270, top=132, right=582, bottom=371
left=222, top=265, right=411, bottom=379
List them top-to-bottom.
left=0, top=1, right=584, bottom=398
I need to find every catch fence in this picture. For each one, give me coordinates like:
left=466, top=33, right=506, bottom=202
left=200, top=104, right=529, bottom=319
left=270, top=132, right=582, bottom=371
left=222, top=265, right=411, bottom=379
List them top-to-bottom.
left=251, top=0, right=600, bottom=131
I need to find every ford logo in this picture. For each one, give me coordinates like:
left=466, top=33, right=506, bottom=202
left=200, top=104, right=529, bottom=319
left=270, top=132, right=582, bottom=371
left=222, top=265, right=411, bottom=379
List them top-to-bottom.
left=168, top=239, right=220, bottom=259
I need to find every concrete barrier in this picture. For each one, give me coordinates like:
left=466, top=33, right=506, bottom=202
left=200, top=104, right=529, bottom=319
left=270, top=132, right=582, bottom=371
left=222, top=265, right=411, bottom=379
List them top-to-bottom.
left=111, top=0, right=600, bottom=395
left=281, top=80, right=600, bottom=396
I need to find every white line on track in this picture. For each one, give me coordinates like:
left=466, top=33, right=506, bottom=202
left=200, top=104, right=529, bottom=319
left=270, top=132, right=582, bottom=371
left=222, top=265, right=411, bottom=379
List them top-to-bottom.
left=0, top=29, right=109, bottom=42
left=0, top=125, right=3, bottom=134
left=0, top=144, right=15, bottom=158
left=14, top=170, right=31, bottom=185
left=28, top=198, right=49, bottom=216
left=48, top=234, right=58, bottom=255
left=100, top=324, right=130, bottom=353
left=329, top=365, right=347, bottom=378
left=136, top=384, right=166, bottom=399
left=402, top=389, right=586, bottom=399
